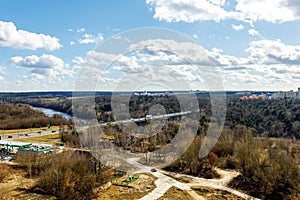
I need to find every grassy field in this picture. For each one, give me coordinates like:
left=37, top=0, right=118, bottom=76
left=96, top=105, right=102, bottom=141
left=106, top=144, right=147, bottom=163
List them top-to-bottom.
left=0, top=126, right=62, bottom=136
left=12, top=133, right=61, bottom=144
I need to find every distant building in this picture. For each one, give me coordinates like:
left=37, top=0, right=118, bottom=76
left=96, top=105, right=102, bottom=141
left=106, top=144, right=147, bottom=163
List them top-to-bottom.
left=270, top=90, right=300, bottom=100
left=235, top=92, right=251, bottom=96
left=240, top=94, right=266, bottom=101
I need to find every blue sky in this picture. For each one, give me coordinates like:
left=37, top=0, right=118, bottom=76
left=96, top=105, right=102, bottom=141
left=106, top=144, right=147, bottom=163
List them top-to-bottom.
left=1, top=0, right=300, bottom=91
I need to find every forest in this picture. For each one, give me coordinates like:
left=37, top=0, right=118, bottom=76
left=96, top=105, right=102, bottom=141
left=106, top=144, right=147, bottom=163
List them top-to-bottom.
left=2, top=93, right=300, bottom=199
left=8, top=93, right=300, bottom=139
left=0, top=102, right=69, bottom=129
left=59, top=123, right=300, bottom=199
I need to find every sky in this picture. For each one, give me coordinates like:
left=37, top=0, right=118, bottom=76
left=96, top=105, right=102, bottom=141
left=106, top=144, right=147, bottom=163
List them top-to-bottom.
left=1, top=0, right=300, bottom=92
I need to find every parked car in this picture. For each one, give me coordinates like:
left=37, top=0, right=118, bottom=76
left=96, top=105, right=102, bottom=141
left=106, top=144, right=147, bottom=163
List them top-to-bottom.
left=7, top=135, right=12, bottom=138
left=3, top=156, right=12, bottom=161
left=150, top=168, right=157, bottom=172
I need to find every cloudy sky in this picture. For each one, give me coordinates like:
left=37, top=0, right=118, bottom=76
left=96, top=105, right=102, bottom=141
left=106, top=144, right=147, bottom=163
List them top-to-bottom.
left=1, top=0, right=300, bottom=92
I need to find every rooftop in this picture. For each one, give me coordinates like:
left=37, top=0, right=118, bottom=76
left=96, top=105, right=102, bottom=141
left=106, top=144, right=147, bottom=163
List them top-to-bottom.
left=0, top=140, right=32, bottom=147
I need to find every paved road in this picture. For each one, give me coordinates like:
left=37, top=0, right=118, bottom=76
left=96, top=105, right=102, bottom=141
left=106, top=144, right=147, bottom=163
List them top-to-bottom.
left=1, top=110, right=193, bottom=140
left=0, top=129, right=59, bottom=141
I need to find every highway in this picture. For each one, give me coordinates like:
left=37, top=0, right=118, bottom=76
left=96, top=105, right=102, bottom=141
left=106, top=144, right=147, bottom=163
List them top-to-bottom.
left=0, top=110, right=193, bottom=141
left=0, top=129, right=59, bottom=141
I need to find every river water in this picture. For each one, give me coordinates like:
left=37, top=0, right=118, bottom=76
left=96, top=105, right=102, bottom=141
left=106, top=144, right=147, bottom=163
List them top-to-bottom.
left=33, top=107, right=72, bottom=119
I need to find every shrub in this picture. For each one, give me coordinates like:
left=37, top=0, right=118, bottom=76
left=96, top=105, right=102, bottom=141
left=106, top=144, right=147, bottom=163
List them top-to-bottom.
left=35, top=155, right=97, bottom=199
left=0, top=165, right=10, bottom=183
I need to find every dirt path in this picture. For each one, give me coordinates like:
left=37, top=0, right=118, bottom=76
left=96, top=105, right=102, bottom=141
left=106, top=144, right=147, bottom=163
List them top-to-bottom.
left=127, top=158, right=260, bottom=200
left=127, top=158, right=204, bottom=200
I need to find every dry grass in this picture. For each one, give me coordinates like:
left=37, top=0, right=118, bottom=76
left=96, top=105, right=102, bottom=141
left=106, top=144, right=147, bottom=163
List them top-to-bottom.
left=13, top=133, right=60, bottom=144
left=0, top=164, right=55, bottom=200
left=97, top=173, right=156, bottom=200
left=158, top=186, right=195, bottom=200
left=191, top=186, right=244, bottom=200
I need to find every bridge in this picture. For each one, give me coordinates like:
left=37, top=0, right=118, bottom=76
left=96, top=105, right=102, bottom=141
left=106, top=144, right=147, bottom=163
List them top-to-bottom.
left=98, top=110, right=193, bottom=126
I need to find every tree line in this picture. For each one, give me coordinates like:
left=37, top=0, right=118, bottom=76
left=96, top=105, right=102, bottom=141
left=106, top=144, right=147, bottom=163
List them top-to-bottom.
left=7, top=94, right=300, bottom=139
left=0, top=102, right=69, bottom=129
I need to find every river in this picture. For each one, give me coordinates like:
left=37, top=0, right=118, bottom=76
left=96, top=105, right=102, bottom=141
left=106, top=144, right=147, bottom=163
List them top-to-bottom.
left=33, top=107, right=72, bottom=119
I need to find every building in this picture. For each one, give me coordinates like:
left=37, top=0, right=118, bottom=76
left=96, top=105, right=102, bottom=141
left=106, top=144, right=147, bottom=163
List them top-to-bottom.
left=270, top=90, right=300, bottom=99
left=240, top=94, right=266, bottom=101
left=0, top=141, right=32, bottom=155
left=17, top=145, right=53, bottom=155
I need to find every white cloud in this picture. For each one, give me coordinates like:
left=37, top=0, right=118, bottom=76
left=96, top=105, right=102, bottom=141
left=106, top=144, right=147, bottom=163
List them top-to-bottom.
left=146, top=0, right=300, bottom=23
left=146, top=0, right=230, bottom=23
left=235, top=0, right=298, bottom=23
left=0, top=21, right=61, bottom=50
left=231, top=24, right=244, bottom=31
left=77, top=28, right=85, bottom=33
left=248, top=28, right=260, bottom=36
left=79, top=33, right=104, bottom=44
left=193, top=34, right=199, bottom=40
left=79, top=38, right=300, bottom=91
left=81, top=39, right=220, bottom=91
left=128, top=39, right=211, bottom=65
left=207, top=39, right=300, bottom=90
left=246, top=39, right=300, bottom=65
left=70, top=41, right=75, bottom=45
left=212, top=47, right=223, bottom=53
left=11, top=54, right=73, bottom=79
left=11, top=54, right=64, bottom=69
left=72, top=56, right=85, bottom=65
left=72, top=56, right=86, bottom=70
left=0, top=66, right=7, bottom=74
left=23, top=73, right=45, bottom=80
left=0, top=76, right=4, bottom=82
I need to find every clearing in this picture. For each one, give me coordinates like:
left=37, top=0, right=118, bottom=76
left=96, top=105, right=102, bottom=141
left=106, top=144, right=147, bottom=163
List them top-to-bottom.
left=97, top=173, right=156, bottom=200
